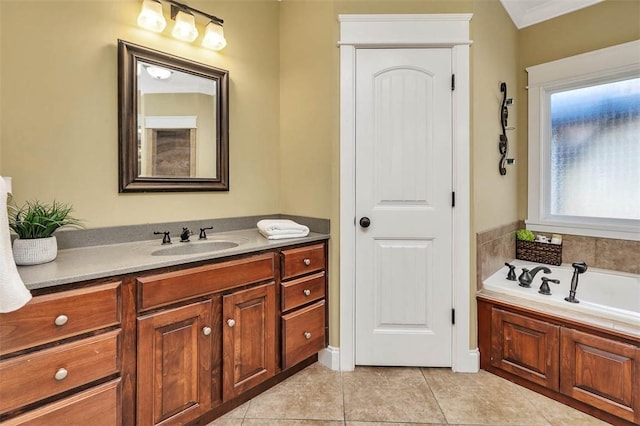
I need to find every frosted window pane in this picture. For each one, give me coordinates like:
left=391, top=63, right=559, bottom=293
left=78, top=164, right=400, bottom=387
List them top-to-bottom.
left=550, top=78, right=640, bottom=221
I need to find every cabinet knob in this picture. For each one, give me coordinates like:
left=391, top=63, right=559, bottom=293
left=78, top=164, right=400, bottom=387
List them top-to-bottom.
left=303, top=258, right=311, bottom=266
left=303, top=289, right=311, bottom=296
left=54, top=315, right=68, bottom=326
left=227, top=319, right=235, bottom=328
left=202, top=327, right=212, bottom=336
left=304, top=332, right=311, bottom=340
left=54, top=368, right=68, bottom=381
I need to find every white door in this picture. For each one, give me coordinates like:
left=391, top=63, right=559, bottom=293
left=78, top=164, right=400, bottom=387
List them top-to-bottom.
left=355, top=48, right=453, bottom=366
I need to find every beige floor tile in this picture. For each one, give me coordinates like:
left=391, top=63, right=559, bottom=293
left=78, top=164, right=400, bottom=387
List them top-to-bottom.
left=245, top=364, right=344, bottom=421
left=343, top=367, right=445, bottom=423
left=422, top=368, right=552, bottom=425
left=515, top=386, right=610, bottom=426
left=205, top=418, right=243, bottom=426
left=243, top=420, right=344, bottom=425
left=346, top=422, right=446, bottom=425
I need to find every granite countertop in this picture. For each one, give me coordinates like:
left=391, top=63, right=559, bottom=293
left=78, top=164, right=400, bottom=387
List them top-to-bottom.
left=18, top=228, right=329, bottom=291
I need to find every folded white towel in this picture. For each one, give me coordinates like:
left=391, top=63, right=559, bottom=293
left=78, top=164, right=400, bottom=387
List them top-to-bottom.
left=0, top=177, right=32, bottom=313
left=257, top=219, right=309, bottom=240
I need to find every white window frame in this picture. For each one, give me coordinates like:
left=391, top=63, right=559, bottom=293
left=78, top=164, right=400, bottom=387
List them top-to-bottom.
left=526, top=40, right=640, bottom=241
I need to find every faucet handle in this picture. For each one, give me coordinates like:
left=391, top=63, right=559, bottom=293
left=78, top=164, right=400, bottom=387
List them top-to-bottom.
left=199, top=226, right=214, bottom=240
left=154, top=231, right=172, bottom=245
left=504, top=262, right=517, bottom=281
left=541, top=277, right=560, bottom=284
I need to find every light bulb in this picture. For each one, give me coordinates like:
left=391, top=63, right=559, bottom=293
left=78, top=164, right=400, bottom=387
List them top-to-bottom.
left=137, top=0, right=166, bottom=33
left=172, top=10, right=198, bottom=42
left=202, top=22, right=227, bottom=51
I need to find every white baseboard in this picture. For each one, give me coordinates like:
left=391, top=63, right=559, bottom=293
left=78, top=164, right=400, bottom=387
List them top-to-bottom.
left=318, top=346, right=340, bottom=371
left=453, top=348, right=480, bottom=372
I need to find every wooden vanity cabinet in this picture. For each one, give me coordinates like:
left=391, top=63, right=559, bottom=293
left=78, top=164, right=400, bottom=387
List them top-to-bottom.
left=280, top=244, right=328, bottom=370
left=135, top=252, right=280, bottom=425
left=0, top=281, right=124, bottom=425
left=222, top=282, right=276, bottom=401
left=478, top=297, right=640, bottom=425
left=136, top=300, right=213, bottom=426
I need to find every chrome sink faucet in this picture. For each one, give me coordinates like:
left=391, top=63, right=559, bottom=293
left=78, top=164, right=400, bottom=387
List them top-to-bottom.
left=518, top=266, right=551, bottom=288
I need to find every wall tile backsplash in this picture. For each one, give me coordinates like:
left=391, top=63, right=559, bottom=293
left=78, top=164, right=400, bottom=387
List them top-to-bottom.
left=477, top=221, right=639, bottom=287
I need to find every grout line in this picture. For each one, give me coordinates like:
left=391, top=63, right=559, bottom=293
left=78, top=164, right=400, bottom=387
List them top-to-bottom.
left=419, top=367, right=449, bottom=425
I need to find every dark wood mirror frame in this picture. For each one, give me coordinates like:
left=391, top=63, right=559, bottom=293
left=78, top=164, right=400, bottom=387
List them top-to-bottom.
left=118, top=40, right=229, bottom=192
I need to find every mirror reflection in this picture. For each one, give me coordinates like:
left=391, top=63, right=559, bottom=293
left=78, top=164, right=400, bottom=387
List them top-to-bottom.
left=118, top=40, right=229, bottom=192
left=137, top=61, right=217, bottom=179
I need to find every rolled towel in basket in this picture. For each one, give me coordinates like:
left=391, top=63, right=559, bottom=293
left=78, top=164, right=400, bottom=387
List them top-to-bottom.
left=257, top=219, right=309, bottom=240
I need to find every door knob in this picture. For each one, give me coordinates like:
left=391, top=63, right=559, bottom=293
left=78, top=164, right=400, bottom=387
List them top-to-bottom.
left=359, top=217, right=371, bottom=228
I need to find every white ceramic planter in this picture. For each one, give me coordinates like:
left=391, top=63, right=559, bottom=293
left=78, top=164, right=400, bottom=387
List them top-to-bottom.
left=12, top=236, right=58, bottom=266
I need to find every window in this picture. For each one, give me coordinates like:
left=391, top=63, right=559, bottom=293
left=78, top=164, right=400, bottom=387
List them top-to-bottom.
left=527, top=40, right=640, bottom=240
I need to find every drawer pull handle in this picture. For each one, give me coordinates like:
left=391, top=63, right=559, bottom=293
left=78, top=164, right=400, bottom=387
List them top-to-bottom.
left=303, top=258, right=311, bottom=266
left=303, top=289, right=311, bottom=296
left=54, top=315, right=68, bottom=326
left=227, top=319, right=236, bottom=328
left=203, top=327, right=212, bottom=336
left=304, top=332, right=311, bottom=340
left=54, top=368, right=68, bottom=381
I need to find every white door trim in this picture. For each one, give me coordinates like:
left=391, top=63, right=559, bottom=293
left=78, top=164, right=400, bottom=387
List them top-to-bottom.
left=339, top=14, right=478, bottom=372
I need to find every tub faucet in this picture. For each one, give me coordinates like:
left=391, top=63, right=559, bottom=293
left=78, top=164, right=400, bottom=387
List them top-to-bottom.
left=565, top=262, right=588, bottom=303
left=518, top=266, right=551, bottom=288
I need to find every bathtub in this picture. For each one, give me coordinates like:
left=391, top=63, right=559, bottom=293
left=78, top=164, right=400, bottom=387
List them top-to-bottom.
left=482, top=260, right=640, bottom=331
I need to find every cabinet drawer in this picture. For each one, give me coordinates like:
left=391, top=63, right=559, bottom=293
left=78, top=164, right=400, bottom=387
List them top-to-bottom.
left=281, top=244, right=325, bottom=280
left=138, top=253, right=275, bottom=311
left=281, top=272, right=325, bottom=312
left=0, top=282, right=121, bottom=356
left=282, top=301, right=325, bottom=370
left=0, top=330, right=121, bottom=414
left=2, top=379, right=121, bottom=426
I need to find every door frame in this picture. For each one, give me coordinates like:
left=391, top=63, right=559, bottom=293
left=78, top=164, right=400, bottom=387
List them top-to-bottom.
left=338, top=14, right=478, bottom=372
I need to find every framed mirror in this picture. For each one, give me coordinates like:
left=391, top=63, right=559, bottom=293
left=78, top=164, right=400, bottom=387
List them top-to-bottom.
left=118, top=40, right=229, bottom=192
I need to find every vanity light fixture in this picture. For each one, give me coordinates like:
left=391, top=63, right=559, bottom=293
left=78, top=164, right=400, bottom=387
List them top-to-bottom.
left=136, top=0, right=227, bottom=51
left=137, top=0, right=166, bottom=33
left=171, top=9, right=198, bottom=42
left=202, top=21, right=227, bottom=51
left=145, top=65, right=173, bottom=80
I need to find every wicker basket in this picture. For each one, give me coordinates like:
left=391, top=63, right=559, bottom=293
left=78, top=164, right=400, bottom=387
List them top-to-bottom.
left=516, top=239, right=562, bottom=266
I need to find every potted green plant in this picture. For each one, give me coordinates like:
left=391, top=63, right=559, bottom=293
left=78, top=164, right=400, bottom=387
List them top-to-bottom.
left=8, top=200, right=82, bottom=265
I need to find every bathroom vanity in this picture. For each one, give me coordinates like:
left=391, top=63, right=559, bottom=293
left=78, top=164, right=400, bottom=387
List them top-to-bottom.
left=0, top=233, right=329, bottom=426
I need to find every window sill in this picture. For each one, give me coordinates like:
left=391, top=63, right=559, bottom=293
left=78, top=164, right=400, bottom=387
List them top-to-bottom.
left=525, top=220, right=640, bottom=242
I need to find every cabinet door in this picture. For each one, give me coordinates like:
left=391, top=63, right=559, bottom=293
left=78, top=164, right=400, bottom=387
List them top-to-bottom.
left=222, top=282, right=276, bottom=401
left=137, top=300, right=212, bottom=426
left=491, top=308, right=560, bottom=391
left=561, top=328, right=640, bottom=424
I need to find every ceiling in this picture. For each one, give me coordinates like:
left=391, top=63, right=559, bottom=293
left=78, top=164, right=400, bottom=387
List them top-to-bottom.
left=499, top=0, right=604, bottom=29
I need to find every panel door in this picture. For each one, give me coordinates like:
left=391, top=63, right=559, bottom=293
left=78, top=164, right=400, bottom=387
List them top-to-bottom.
left=355, top=48, right=453, bottom=366
left=222, top=282, right=276, bottom=401
left=137, top=300, right=212, bottom=426
left=491, top=308, right=560, bottom=391
left=561, top=328, right=640, bottom=423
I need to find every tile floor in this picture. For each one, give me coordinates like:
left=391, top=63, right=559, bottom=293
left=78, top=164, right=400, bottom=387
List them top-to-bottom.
left=208, top=363, right=610, bottom=425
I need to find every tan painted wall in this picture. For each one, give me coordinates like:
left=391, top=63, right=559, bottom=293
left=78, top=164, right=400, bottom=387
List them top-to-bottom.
left=0, top=0, right=281, bottom=227
left=516, top=0, right=640, bottom=219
